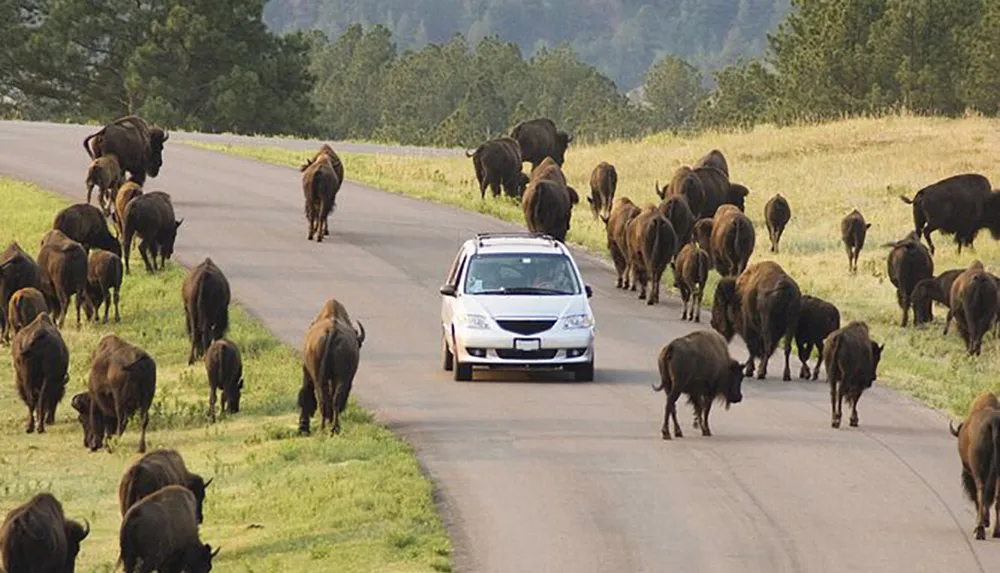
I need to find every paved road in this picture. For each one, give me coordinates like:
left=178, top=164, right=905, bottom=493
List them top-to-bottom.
left=1, top=120, right=998, bottom=572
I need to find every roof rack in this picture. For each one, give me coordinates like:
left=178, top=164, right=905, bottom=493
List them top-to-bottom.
left=473, top=232, right=558, bottom=254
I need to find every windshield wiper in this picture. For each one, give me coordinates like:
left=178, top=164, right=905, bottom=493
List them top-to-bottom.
left=500, top=286, right=569, bottom=295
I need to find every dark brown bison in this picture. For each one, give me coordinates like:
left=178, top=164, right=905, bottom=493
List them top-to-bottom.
left=83, top=115, right=169, bottom=186
left=510, top=117, right=572, bottom=168
left=467, top=137, right=528, bottom=200
left=693, top=149, right=729, bottom=177
left=301, top=151, right=341, bottom=242
left=85, top=153, right=122, bottom=215
left=522, top=157, right=578, bottom=242
left=587, top=161, right=617, bottom=220
left=656, top=166, right=705, bottom=218
left=692, top=166, right=750, bottom=218
left=899, top=173, right=1000, bottom=255
left=112, top=181, right=143, bottom=238
left=122, top=190, right=182, bottom=274
left=764, top=193, right=791, bottom=253
left=657, top=194, right=695, bottom=248
left=603, top=197, right=642, bottom=289
left=53, top=203, right=122, bottom=256
left=625, top=205, right=678, bottom=305
left=710, top=205, right=755, bottom=277
left=840, top=208, right=870, bottom=273
left=692, top=217, right=713, bottom=255
left=37, top=230, right=88, bottom=328
left=885, top=231, right=934, bottom=327
left=0, top=242, right=43, bottom=344
left=673, top=242, right=710, bottom=322
left=83, top=249, right=123, bottom=324
left=182, top=258, right=231, bottom=365
left=711, top=261, right=801, bottom=381
left=944, top=261, right=999, bottom=355
left=912, top=269, right=963, bottom=325
left=7, top=287, right=47, bottom=337
left=795, top=295, right=841, bottom=380
left=11, top=312, right=69, bottom=434
left=299, top=316, right=366, bottom=435
left=824, top=321, right=884, bottom=429
left=653, top=329, right=744, bottom=440
left=85, top=334, right=156, bottom=453
left=205, top=338, right=243, bottom=423
left=949, top=390, right=1000, bottom=540
left=71, top=391, right=117, bottom=448
left=119, top=449, right=212, bottom=522
left=119, top=485, right=218, bottom=573
left=0, top=493, right=89, bottom=573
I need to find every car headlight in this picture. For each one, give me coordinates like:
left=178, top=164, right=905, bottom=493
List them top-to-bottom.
left=456, top=313, right=491, bottom=329
left=562, top=314, right=594, bottom=329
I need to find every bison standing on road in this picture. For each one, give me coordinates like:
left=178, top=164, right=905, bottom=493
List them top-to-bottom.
left=83, top=115, right=169, bottom=186
left=510, top=117, right=572, bottom=169
left=468, top=137, right=528, bottom=200
left=300, top=144, right=345, bottom=191
left=694, top=149, right=729, bottom=177
left=301, top=150, right=341, bottom=242
left=85, top=153, right=122, bottom=215
left=522, top=157, right=578, bottom=242
left=588, top=161, right=617, bottom=220
left=656, top=166, right=705, bottom=219
left=899, top=173, right=1000, bottom=255
left=122, top=191, right=182, bottom=274
left=764, top=193, right=791, bottom=253
left=604, top=197, right=642, bottom=290
left=53, top=203, right=122, bottom=256
left=710, top=204, right=755, bottom=277
left=626, top=205, right=678, bottom=305
left=840, top=209, right=870, bottom=273
left=37, top=230, right=88, bottom=328
left=886, top=231, right=934, bottom=327
left=0, top=242, right=43, bottom=344
left=673, top=242, right=710, bottom=322
left=83, top=249, right=123, bottom=324
left=182, top=258, right=231, bottom=365
left=945, top=261, right=999, bottom=355
left=912, top=269, right=963, bottom=325
left=7, top=287, right=47, bottom=337
left=795, top=295, right=841, bottom=380
left=11, top=312, right=69, bottom=434
left=299, top=316, right=366, bottom=435
left=824, top=321, right=884, bottom=429
left=653, top=329, right=744, bottom=440
left=84, top=334, right=156, bottom=453
left=205, top=338, right=243, bottom=423
left=949, top=390, right=1000, bottom=540
left=119, top=449, right=212, bottom=522
left=119, top=485, right=218, bottom=573
left=0, top=492, right=89, bottom=573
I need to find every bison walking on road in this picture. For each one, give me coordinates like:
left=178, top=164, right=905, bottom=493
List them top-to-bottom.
left=83, top=115, right=169, bottom=186
left=510, top=117, right=572, bottom=169
left=468, top=137, right=529, bottom=200
left=301, top=150, right=342, bottom=242
left=85, top=153, right=122, bottom=215
left=522, top=157, right=578, bottom=242
left=588, top=161, right=617, bottom=220
left=899, top=173, right=1000, bottom=255
left=122, top=191, right=182, bottom=274
left=764, top=193, right=791, bottom=253
left=657, top=194, right=695, bottom=249
left=604, top=197, right=642, bottom=290
left=626, top=205, right=678, bottom=305
left=840, top=209, right=870, bottom=273
left=885, top=231, right=934, bottom=327
left=673, top=242, right=710, bottom=322
left=182, top=258, right=231, bottom=365
left=945, top=261, right=999, bottom=355
left=795, top=295, right=841, bottom=380
left=11, top=312, right=69, bottom=434
left=299, top=316, right=366, bottom=435
left=824, top=321, right=884, bottom=429
left=84, top=334, right=156, bottom=453
left=205, top=338, right=243, bottom=422
left=949, top=390, right=1000, bottom=540
left=119, top=449, right=212, bottom=522
left=119, top=485, right=218, bottom=573
left=0, top=492, right=89, bottom=573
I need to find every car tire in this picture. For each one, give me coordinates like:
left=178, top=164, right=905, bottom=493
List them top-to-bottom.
left=442, top=335, right=454, bottom=372
left=573, top=359, right=594, bottom=382
left=454, top=361, right=473, bottom=382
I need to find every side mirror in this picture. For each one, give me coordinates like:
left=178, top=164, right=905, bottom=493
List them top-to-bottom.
left=439, top=284, right=457, bottom=297
left=585, top=284, right=593, bottom=298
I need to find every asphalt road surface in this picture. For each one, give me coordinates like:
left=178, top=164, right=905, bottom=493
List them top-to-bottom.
left=1, top=121, right=998, bottom=573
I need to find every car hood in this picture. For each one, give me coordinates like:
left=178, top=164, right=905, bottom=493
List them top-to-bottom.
left=460, top=294, right=588, bottom=320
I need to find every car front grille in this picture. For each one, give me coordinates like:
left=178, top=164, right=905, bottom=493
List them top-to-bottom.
left=496, top=319, right=556, bottom=335
left=495, top=349, right=559, bottom=360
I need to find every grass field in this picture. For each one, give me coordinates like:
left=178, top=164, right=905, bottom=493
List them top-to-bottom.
left=185, top=114, right=1000, bottom=419
left=0, top=179, right=451, bottom=572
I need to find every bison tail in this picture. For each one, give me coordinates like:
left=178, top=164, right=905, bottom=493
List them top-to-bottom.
left=82, top=132, right=100, bottom=160
left=898, top=194, right=914, bottom=205
left=317, top=322, right=338, bottom=419
left=652, top=346, right=672, bottom=392
left=949, top=420, right=962, bottom=437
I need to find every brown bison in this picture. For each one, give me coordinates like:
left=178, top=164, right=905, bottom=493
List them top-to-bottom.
left=83, top=115, right=169, bottom=186
left=510, top=117, right=573, bottom=168
left=467, top=137, right=529, bottom=200
left=300, top=144, right=345, bottom=190
left=693, top=149, right=729, bottom=177
left=301, top=151, right=341, bottom=242
left=85, top=153, right=122, bottom=215
left=522, top=157, right=578, bottom=242
left=587, top=161, right=617, bottom=220
left=656, top=166, right=705, bottom=218
left=692, top=166, right=750, bottom=218
left=899, top=173, right=1000, bottom=255
left=112, top=181, right=143, bottom=238
left=122, top=191, right=182, bottom=274
left=764, top=193, right=791, bottom=253
left=657, top=194, right=695, bottom=248
left=603, top=197, right=642, bottom=289
left=53, top=203, right=122, bottom=256
left=710, top=204, right=755, bottom=277
left=625, top=205, right=678, bottom=305
left=840, top=208, right=870, bottom=273
left=692, top=217, right=713, bottom=255
left=37, top=230, right=88, bottom=328
left=885, top=231, right=934, bottom=327
left=0, top=242, right=43, bottom=343
left=673, top=242, right=710, bottom=322
left=83, top=249, right=123, bottom=324
left=182, top=258, right=231, bottom=365
left=711, top=261, right=802, bottom=381
left=944, top=261, right=999, bottom=355
left=912, top=269, right=963, bottom=325
left=7, top=287, right=47, bottom=337
left=795, top=295, right=841, bottom=380
left=312, top=297, right=353, bottom=326
left=11, top=312, right=69, bottom=434
left=299, top=316, right=366, bottom=435
left=824, top=321, right=884, bottom=429
left=652, top=329, right=744, bottom=440
left=85, top=334, right=156, bottom=453
left=205, top=338, right=243, bottom=422
left=949, top=390, right=1000, bottom=540
left=71, top=391, right=117, bottom=448
left=119, top=449, right=212, bottom=522
left=119, top=485, right=219, bottom=573
left=0, top=493, right=89, bottom=573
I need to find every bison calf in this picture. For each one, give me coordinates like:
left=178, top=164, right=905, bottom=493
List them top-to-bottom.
left=85, top=153, right=122, bottom=215
left=112, top=181, right=143, bottom=238
left=764, top=193, right=791, bottom=253
left=841, top=209, right=870, bottom=273
left=885, top=231, right=934, bottom=327
left=0, top=242, right=43, bottom=344
left=673, top=242, right=710, bottom=322
left=84, top=249, right=123, bottom=324
left=182, top=258, right=231, bottom=365
left=945, top=261, right=999, bottom=355
left=912, top=269, right=962, bottom=325
left=7, top=287, right=47, bottom=337
left=795, top=295, right=841, bottom=380
left=12, top=312, right=69, bottom=433
left=299, top=316, right=366, bottom=435
left=824, top=321, right=884, bottom=429
left=85, top=334, right=156, bottom=453
left=205, top=338, right=243, bottom=422
left=949, top=390, right=1000, bottom=539
left=119, top=449, right=212, bottom=522
left=119, top=485, right=219, bottom=573
left=1, top=493, right=89, bottom=573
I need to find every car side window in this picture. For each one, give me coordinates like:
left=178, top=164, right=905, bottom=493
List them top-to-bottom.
left=446, top=250, right=467, bottom=287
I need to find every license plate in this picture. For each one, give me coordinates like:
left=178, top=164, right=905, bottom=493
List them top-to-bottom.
left=514, top=339, right=541, bottom=351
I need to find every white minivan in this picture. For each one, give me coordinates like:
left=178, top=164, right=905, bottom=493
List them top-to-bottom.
left=439, top=232, right=596, bottom=381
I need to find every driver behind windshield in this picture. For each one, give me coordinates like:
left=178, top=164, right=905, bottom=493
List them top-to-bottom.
left=532, top=259, right=575, bottom=293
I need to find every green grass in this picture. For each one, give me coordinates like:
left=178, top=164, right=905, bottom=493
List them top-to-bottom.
left=184, top=113, right=1000, bottom=419
left=0, top=179, right=451, bottom=572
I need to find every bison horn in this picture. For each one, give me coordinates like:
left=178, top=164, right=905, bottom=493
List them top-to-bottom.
left=162, top=131, right=169, bottom=142
left=355, top=320, right=366, bottom=346
left=949, top=420, right=961, bottom=437
left=204, top=477, right=214, bottom=488
left=81, top=519, right=91, bottom=539
left=211, top=545, right=221, bottom=558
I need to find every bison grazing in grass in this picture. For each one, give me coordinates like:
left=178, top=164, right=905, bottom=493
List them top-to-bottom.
left=83, top=115, right=169, bottom=186
left=510, top=117, right=572, bottom=169
left=468, top=137, right=529, bottom=200
left=694, top=149, right=729, bottom=177
left=301, top=150, right=342, bottom=242
left=85, top=153, right=122, bottom=215
left=522, top=157, right=578, bottom=242
left=588, top=161, right=617, bottom=220
left=656, top=166, right=705, bottom=218
left=692, top=166, right=749, bottom=218
left=899, top=173, right=1000, bottom=255
left=112, top=181, right=143, bottom=237
left=122, top=191, right=182, bottom=274
left=764, top=193, right=791, bottom=253
left=657, top=194, right=695, bottom=249
left=604, top=197, right=642, bottom=290
left=53, top=203, right=122, bottom=257
left=710, top=204, right=755, bottom=277
left=625, top=205, right=678, bottom=305
left=840, top=209, right=871, bottom=273
left=38, top=230, right=88, bottom=328
left=885, top=231, right=934, bottom=327
left=0, top=242, right=43, bottom=344
left=673, top=242, right=710, bottom=322
left=83, top=249, right=123, bottom=324
left=182, top=258, right=231, bottom=365
left=711, top=261, right=802, bottom=381
left=945, top=261, right=999, bottom=355
left=911, top=269, right=963, bottom=325
left=7, top=287, right=47, bottom=337
left=795, top=295, right=841, bottom=380
left=11, top=312, right=69, bottom=434
left=299, top=316, right=366, bottom=435
left=824, top=321, right=884, bottom=429
left=653, top=329, right=744, bottom=440
left=84, top=334, right=156, bottom=453
left=205, top=338, right=243, bottom=423
left=949, top=390, right=1000, bottom=540
left=71, top=392, right=117, bottom=448
left=119, top=449, right=212, bottom=522
left=119, top=485, right=218, bottom=573
left=0, top=492, right=89, bottom=573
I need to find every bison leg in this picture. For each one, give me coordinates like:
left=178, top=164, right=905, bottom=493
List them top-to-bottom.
left=923, top=227, right=936, bottom=256
left=137, top=241, right=155, bottom=273
left=610, top=246, right=626, bottom=289
left=942, top=309, right=953, bottom=336
left=781, top=333, right=793, bottom=382
left=797, top=340, right=812, bottom=379
left=811, top=350, right=824, bottom=382
left=743, top=357, right=755, bottom=378
left=297, top=368, right=316, bottom=435
left=35, top=381, right=48, bottom=434
left=830, top=381, right=843, bottom=429
left=209, top=384, right=217, bottom=424
left=662, top=390, right=683, bottom=440
left=88, top=397, right=102, bottom=451
left=700, top=397, right=713, bottom=437
left=849, top=397, right=860, bottom=427
left=25, top=403, right=35, bottom=433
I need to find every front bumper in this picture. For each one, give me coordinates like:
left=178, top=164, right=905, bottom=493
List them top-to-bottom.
left=451, top=325, right=594, bottom=369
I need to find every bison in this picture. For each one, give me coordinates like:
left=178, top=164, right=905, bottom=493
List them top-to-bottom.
left=83, top=115, right=169, bottom=186
left=510, top=117, right=572, bottom=169
left=467, top=137, right=528, bottom=200
left=300, top=144, right=345, bottom=190
left=693, top=149, right=729, bottom=177
left=301, top=150, right=341, bottom=242
left=85, top=153, right=122, bottom=215
left=522, top=157, right=578, bottom=242
left=587, top=161, right=617, bottom=220
left=656, top=166, right=705, bottom=218
left=692, top=166, right=749, bottom=218
left=899, top=173, right=1000, bottom=255
left=112, top=181, right=143, bottom=238
left=122, top=190, right=182, bottom=273
left=764, top=193, right=791, bottom=253
left=657, top=194, right=695, bottom=248
left=603, top=197, right=642, bottom=289
left=53, top=203, right=122, bottom=256
left=710, top=204, right=755, bottom=277
left=625, top=205, right=678, bottom=305
left=840, top=208, right=870, bottom=273
left=692, top=217, right=713, bottom=255
left=37, top=229, right=88, bottom=328
left=885, top=231, right=934, bottom=327
left=0, top=242, right=43, bottom=344
left=673, top=242, right=710, bottom=322
left=83, top=249, right=123, bottom=324
left=182, top=258, right=231, bottom=365
left=711, top=261, right=801, bottom=381
left=944, top=261, right=999, bottom=355
left=912, top=269, right=963, bottom=325
left=6, top=287, right=47, bottom=337
left=795, top=295, right=841, bottom=380
left=312, top=297, right=353, bottom=326
left=11, top=312, right=69, bottom=434
left=299, top=316, right=366, bottom=435
left=824, top=321, right=884, bottom=429
left=652, top=329, right=744, bottom=440
left=85, top=334, right=156, bottom=453
left=205, top=338, right=243, bottom=423
left=949, top=390, right=1000, bottom=540
left=71, top=391, right=118, bottom=448
left=119, top=449, right=212, bottom=522
left=119, top=485, right=218, bottom=573
left=0, top=493, right=89, bottom=573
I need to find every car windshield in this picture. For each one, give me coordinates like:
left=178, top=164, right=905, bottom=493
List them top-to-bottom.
left=464, top=253, right=580, bottom=295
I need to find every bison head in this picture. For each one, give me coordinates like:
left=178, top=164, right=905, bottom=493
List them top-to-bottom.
left=147, top=128, right=169, bottom=177
left=727, top=184, right=750, bottom=212
left=566, top=186, right=580, bottom=206
left=161, top=219, right=183, bottom=261
left=710, top=278, right=739, bottom=341
left=911, top=279, right=938, bottom=325
left=867, top=341, right=885, bottom=387
left=722, top=359, right=745, bottom=409
left=226, top=378, right=243, bottom=415
left=71, top=392, right=118, bottom=450
left=187, top=475, right=213, bottom=524
left=63, top=518, right=90, bottom=566
left=184, top=543, right=220, bottom=573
